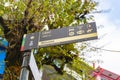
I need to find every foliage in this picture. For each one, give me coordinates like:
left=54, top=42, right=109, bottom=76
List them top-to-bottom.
left=0, top=0, right=97, bottom=79
left=0, top=25, right=4, bottom=36
left=68, top=58, right=94, bottom=79
left=41, top=59, right=95, bottom=80
left=42, top=65, right=76, bottom=80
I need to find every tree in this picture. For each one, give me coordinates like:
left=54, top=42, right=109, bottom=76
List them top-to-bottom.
left=0, top=0, right=97, bottom=79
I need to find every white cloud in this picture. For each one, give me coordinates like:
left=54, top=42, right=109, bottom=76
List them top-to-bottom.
left=92, top=0, right=120, bottom=75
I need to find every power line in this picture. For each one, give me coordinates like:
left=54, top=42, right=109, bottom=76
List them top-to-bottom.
left=90, top=46, right=120, bottom=53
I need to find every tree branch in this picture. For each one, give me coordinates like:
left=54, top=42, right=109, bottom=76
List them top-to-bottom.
left=21, top=0, right=33, bottom=34
left=24, top=0, right=33, bottom=18
left=0, top=16, right=10, bottom=35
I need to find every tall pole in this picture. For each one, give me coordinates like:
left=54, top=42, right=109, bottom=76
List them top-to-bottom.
left=20, top=51, right=31, bottom=80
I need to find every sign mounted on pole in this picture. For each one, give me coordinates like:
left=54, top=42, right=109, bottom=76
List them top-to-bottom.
left=21, top=22, right=98, bottom=51
left=29, top=50, right=41, bottom=80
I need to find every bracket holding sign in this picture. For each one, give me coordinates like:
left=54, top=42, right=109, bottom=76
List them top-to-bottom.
left=21, top=22, right=98, bottom=51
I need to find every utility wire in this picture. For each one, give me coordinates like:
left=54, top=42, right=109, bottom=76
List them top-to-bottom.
left=90, top=46, right=120, bottom=53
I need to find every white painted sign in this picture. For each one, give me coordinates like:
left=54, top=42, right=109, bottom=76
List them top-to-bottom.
left=29, top=51, right=41, bottom=80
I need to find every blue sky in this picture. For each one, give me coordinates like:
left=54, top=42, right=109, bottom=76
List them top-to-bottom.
left=93, top=0, right=120, bottom=74
left=95, top=0, right=120, bottom=21
left=108, top=0, right=120, bottom=21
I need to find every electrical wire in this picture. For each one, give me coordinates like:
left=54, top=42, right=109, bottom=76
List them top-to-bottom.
left=90, top=46, right=120, bottom=53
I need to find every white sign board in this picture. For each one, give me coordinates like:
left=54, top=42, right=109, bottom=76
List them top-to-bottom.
left=29, top=51, right=41, bottom=80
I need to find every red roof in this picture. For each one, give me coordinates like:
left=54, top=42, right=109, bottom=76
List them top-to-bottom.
left=91, top=67, right=120, bottom=80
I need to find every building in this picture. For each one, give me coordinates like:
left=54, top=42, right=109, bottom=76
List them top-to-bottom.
left=91, top=67, right=120, bottom=80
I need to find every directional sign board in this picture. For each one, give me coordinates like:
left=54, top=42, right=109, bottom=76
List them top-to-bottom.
left=21, top=22, right=98, bottom=51
left=29, top=50, right=41, bottom=80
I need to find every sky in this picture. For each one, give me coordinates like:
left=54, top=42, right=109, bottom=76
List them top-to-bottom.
left=92, top=0, right=120, bottom=75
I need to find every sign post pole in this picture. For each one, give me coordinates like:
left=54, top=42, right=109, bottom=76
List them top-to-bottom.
left=20, top=22, right=98, bottom=80
left=20, top=50, right=41, bottom=80
left=20, top=51, right=31, bottom=80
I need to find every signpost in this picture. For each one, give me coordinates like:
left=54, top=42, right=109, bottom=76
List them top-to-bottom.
left=20, top=22, right=98, bottom=80
left=21, top=22, right=97, bottom=51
